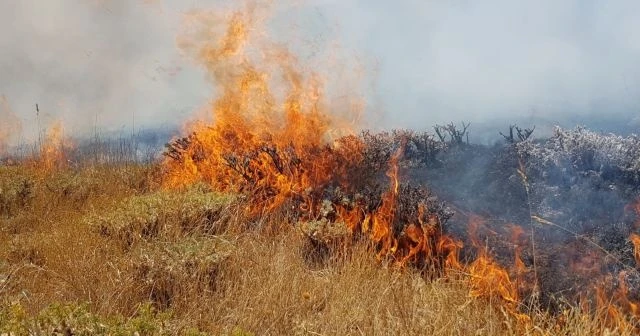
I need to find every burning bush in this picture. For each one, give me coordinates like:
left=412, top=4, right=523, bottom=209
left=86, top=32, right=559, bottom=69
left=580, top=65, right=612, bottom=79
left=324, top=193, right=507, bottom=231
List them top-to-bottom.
left=158, top=1, right=640, bottom=327
left=160, top=3, right=461, bottom=277
left=165, top=129, right=458, bottom=272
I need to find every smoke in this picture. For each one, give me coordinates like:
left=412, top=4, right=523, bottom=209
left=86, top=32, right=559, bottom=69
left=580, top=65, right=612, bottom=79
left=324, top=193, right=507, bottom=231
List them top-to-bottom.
left=0, top=0, right=208, bottom=142
left=2, top=0, right=639, bottom=146
left=310, top=0, right=640, bottom=132
left=0, top=96, right=22, bottom=155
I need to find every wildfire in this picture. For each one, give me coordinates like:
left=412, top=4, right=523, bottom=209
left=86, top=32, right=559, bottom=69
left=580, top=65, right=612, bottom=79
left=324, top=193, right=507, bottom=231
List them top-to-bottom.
left=161, top=2, right=640, bottom=329
left=163, top=3, right=462, bottom=274
left=164, top=6, right=363, bottom=210
left=0, top=95, right=22, bottom=158
left=36, top=121, right=72, bottom=172
left=367, top=148, right=401, bottom=260
left=589, top=199, right=640, bottom=328
left=630, top=199, right=640, bottom=267
left=467, top=217, right=520, bottom=304
left=507, top=224, right=527, bottom=275
left=631, top=233, right=640, bottom=267
left=469, top=253, right=519, bottom=304
left=616, top=272, right=640, bottom=318
left=595, top=278, right=638, bottom=331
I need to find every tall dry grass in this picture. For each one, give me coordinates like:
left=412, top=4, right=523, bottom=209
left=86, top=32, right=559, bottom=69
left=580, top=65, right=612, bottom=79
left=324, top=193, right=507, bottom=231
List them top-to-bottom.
left=0, top=163, right=638, bottom=335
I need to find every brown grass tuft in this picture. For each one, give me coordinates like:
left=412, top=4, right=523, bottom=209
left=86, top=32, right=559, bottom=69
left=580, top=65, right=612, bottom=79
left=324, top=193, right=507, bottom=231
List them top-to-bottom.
left=1, top=163, right=638, bottom=335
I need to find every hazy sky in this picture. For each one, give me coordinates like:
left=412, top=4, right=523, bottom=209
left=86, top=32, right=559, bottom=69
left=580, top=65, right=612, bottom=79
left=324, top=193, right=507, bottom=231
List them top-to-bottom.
left=2, top=0, right=640, bottom=142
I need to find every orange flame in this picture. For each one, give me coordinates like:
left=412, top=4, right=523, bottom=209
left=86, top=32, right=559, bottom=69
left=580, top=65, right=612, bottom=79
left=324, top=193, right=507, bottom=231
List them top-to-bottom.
left=159, top=5, right=640, bottom=328
left=163, top=5, right=467, bottom=274
left=161, top=6, right=640, bottom=328
left=164, top=7, right=363, bottom=213
left=0, top=95, right=22, bottom=158
left=36, top=121, right=73, bottom=172
left=368, top=147, right=402, bottom=259
left=628, top=199, right=640, bottom=268
left=466, top=216, right=526, bottom=323
left=507, top=224, right=527, bottom=274
left=468, top=253, right=519, bottom=304
left=615, top=272, right=640, bottom=319
left=595, top=281, right=637, bottom=330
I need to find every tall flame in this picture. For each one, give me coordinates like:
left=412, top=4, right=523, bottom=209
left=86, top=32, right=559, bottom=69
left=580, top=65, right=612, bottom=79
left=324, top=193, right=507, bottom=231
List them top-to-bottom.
left=163, top=4, right=462, bottom=273
left=164, top=6, right=362, bottom=209
left=35, top=121, right=73, bottom=172
left=368, top=147, right=402, bottom=259
left=466, top=216, right=527, bottom=322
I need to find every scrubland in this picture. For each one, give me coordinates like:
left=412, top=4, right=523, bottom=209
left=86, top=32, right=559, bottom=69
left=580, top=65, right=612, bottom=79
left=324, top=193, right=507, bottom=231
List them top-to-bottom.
left=0, top=162, right=636, bottom=335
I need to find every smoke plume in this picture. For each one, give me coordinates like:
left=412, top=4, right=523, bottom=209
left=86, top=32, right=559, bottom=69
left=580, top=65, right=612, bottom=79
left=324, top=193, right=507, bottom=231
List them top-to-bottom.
left=2, top=0, right=639, bottom=145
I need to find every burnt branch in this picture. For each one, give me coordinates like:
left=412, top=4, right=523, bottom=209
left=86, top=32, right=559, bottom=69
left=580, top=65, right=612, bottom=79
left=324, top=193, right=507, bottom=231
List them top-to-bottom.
left=434, top=122, right=471, bottom=146
left=501, top=125, right=535, bottom=144
left=434, top=126, right=446, bottom=143
left=164, top=134, right=206, bottom=163
left=260, top=145, right=285, bottom=174
left=222, top=153, right=254, bottom=182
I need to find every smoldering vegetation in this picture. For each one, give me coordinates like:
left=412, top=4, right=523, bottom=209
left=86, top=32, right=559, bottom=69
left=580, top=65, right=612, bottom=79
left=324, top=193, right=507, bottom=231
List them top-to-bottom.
left=164, top=120, right=640, bottom=312
left=2, top=122, right=640, bottom=334
left=361, top=124, right=640, bottom=309
left=1, top=126, right=176, bottom=166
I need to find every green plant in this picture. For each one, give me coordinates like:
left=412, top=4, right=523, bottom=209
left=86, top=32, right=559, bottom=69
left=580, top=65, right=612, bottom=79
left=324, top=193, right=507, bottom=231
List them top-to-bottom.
left=84, top=188, right=235, bottom=249
left=0, top=301, right=192, bottom=335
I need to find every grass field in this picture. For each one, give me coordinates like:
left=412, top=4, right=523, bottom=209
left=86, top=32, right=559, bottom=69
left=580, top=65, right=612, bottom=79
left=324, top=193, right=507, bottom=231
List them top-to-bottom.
left=0, top=162, right=637, bottom=335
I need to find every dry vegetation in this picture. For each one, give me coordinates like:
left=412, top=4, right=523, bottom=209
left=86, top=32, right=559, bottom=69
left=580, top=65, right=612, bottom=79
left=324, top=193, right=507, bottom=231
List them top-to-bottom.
left=1, top=2, right=639, bottom=335
left=0, top=163, right=637, bottom=335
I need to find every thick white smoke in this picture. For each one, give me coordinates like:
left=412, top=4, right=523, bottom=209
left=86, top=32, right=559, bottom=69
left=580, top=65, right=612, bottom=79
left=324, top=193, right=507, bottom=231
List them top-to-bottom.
left=1, top=0, right=639, bottom=145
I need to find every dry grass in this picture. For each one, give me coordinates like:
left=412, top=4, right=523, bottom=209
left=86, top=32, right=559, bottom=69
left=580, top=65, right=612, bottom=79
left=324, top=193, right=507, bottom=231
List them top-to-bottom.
left=0, top=163, right=638, bottom=335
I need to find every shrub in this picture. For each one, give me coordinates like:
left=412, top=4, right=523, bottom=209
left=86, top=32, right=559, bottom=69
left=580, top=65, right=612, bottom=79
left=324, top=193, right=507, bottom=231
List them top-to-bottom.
left=42, top=165, right=159, bottom=206
left=0, top=167, right=35, bottom=217
left=42, top=170, right=107, bottom=207
left=85, top=187, right=235, bottom=249
left=131, top=237, right=234, bottom=309
left=0, top=301, right=186, bottom=335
